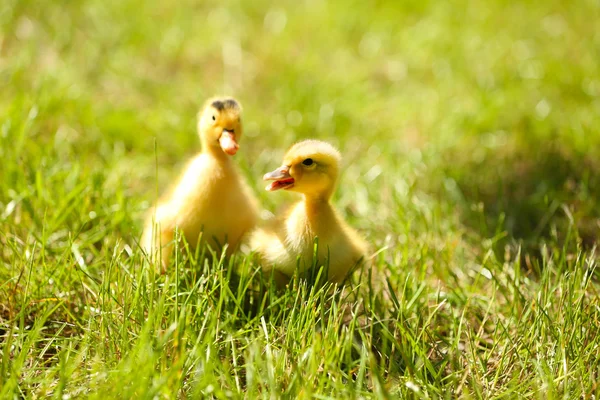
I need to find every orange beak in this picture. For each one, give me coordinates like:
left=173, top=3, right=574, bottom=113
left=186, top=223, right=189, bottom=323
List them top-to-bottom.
left=219, top=130, right=239, bottom=155
left=263, top=166, right=295, bottom=191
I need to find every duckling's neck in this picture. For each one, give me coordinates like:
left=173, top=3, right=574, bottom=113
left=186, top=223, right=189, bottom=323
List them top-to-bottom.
left=201, top=140, right=231, bottom=162
left=302, top=195, right=335, bottom=230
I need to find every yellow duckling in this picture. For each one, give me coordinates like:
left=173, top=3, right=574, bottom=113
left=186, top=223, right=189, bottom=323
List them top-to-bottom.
left=142, top=97, right=259, bottom=270
left=250, top=140, right=369, bottom=286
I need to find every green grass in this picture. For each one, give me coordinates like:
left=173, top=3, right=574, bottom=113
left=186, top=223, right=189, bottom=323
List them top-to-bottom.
left=2, top=0, right=600, bottom=397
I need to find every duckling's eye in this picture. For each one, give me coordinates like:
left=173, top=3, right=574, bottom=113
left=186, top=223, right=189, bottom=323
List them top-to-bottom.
left=212, top=115, right=216, bottom=121
left=302, top=158, right=314, bottom=166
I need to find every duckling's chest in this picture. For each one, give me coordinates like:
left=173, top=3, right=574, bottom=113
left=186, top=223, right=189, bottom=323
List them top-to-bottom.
left=173, top=155, right=256, bottom=237
left=282, top=203, right=362, bottom=280
left=285, top=204, right=336, bottom=256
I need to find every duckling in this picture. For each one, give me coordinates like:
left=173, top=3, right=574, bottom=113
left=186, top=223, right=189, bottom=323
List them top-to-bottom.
left=142, top=97, right=259, bottom=270
left=250, top=140, right=369, bottom=286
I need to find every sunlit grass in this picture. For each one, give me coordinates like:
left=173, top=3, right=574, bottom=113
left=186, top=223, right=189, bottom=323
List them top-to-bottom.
left=1, top=0, right=600, bottom=397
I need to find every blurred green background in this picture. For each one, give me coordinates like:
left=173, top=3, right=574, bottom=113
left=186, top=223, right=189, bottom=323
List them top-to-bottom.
left=1, top=0, right=600, bottom=397
left=2, top=0, right=598, bottom=251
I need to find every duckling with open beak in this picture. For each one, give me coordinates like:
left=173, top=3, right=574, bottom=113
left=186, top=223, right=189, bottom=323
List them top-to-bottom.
left=251, top=140, right=369, bottom=286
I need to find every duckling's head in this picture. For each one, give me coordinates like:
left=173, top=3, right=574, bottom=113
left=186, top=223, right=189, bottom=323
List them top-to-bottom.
left=197, top=97, right=243, bottom=155
left=263, top=140, right=341, bottom=199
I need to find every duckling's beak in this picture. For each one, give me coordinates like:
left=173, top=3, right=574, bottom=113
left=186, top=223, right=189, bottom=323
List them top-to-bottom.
left=219, top=130, right=239, bottom=155
left=263, top=166, right=295, bottom=191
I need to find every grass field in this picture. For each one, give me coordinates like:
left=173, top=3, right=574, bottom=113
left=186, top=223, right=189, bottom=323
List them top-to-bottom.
left=2, top=0, right=600, bottom=397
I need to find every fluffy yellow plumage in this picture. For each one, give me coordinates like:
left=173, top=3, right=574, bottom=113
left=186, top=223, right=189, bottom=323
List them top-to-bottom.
left=142, top=97, right=259, bottom=270
left=250, top=140, right=369, bottom=286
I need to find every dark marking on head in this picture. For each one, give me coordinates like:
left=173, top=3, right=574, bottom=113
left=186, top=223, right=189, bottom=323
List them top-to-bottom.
left=211, top=98, right=240, bottom=111
left=224, top=99, right=239, bottom=110
left=211, top=100, right=225, bottom=111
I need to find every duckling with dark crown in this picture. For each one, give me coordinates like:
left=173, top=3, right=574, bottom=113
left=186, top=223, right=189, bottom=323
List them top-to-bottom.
left=142, top=97, right=259, bottom=270
left=250, top=140, right=369, bottom=286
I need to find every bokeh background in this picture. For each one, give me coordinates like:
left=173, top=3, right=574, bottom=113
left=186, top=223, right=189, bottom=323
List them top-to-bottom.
left=1, top=0, right=599, bottom=397
left=3, top=0, right=599, bottom=250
